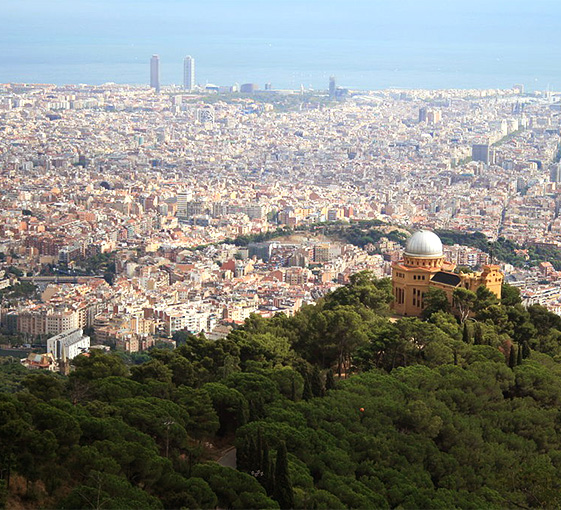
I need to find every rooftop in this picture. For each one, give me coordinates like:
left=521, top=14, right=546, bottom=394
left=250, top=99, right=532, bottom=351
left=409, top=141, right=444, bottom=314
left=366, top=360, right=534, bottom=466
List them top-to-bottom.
left=404, top=230, right=443, bottom=258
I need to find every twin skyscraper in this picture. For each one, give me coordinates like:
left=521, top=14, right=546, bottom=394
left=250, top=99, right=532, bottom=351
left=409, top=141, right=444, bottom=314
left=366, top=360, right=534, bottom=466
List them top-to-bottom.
left=150, top=55, right=195, bottom=92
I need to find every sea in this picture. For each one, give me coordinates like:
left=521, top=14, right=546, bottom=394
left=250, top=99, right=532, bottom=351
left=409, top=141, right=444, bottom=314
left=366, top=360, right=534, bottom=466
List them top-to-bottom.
left=1, top=0, right=561, bottom=92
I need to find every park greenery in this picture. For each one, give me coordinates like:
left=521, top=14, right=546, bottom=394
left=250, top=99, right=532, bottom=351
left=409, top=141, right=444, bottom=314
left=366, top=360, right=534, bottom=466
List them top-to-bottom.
left=194, top=91, right=334, bottom=113
left=225, top=220, right=405, bottom=252
left=229, top=220, right=561, bottom=271
left=323, top=223, right=561, bottom=270
left=225, top=227, right=295, bottom=248
left=435, top=229, right=561, bottom=270
left=38, top=252, right=117, bottom=285
left=2, top=272, right=561, bottom=508
left=0, top=282, right=38, bottom=303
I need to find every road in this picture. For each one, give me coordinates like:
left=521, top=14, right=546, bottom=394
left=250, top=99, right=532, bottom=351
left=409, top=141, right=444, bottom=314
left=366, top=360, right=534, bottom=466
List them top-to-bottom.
left=217, top=447, right=237, bottom=469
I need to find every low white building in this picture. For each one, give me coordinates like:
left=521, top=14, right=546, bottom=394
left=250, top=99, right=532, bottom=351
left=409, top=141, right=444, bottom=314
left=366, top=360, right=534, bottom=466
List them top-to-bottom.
left=47, top=328, right=90, bottom=360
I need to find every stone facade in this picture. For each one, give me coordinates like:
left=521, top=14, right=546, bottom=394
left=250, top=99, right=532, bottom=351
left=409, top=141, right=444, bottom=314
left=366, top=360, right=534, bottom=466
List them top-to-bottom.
left=392, top=231, right=503, bottom=316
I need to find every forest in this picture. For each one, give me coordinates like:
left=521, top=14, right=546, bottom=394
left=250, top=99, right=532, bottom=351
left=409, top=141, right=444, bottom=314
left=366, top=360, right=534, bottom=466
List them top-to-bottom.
left=252, top=219, right=561, bottom=271
left=208, top=220, right=561, bottom=272
left=318, top=222, right=561, bottom=270
left=435, top=230, right=561, bottom=270
left=2, top=273, right=561, bottom=508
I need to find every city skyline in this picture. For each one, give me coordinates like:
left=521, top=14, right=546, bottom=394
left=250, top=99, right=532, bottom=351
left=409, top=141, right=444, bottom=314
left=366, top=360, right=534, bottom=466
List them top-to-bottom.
left=1, top=0, right=561, bottom=90
left=1, top=1, right=561, bottom=501
left=2, top=2, right=561, bottom=508
left=1, top=82, right=560, bottom=340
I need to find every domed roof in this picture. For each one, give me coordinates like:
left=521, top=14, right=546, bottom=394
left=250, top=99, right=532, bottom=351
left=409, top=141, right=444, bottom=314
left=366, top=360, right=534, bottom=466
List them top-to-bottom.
left=404, top=230, right=443, bottom=258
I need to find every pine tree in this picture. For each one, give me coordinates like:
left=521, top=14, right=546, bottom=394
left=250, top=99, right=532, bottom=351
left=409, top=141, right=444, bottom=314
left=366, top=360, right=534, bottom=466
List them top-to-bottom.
left=462, top=322, right=470, bottom=343
left=474, top=322, right=483, bottom=345
left=522, top=341, right=531, bottom=359
left=517, top=343, right=523, bottom=365
left=509, top=345, right=516, bottom=368
left=310, top=366, right=324, bottom=397
left=325, top=369, right=336, bottom=391
left=302, top=374, right=313, bottom=400
left=290, top=377, right=296, bottom=401
left=256, top=427, right=264, bottom=471
left=237, top=435, right=254, bottom=473
left=249, top=435, right=259, bottom=473
left=261, top=439, right=273, bottom=495
left=273, top=441, right=294, bottom=509
left=267, top=458, right=275, bottom=498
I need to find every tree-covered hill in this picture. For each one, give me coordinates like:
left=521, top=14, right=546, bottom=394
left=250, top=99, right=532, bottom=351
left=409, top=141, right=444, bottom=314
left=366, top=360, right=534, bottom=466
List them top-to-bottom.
left=435, top=229, right=561, bottom=270
left=2, top=273, right=561, bottom=508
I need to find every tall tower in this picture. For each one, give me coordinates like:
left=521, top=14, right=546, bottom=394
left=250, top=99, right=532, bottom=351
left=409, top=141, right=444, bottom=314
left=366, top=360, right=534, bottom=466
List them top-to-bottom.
left=150, top=55, right=160, bottom=92
left=183, top=55, right=195, bottom=92
left=329, top=76, right=336, bottom=98
left=472, top=144, right=495, bottom=165
left=550, top=163, right=561, bottom=183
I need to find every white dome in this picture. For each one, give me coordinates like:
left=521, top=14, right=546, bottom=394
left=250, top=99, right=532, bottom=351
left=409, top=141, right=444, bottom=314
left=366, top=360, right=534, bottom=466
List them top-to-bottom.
left=404, top=230, right=443, bottom=257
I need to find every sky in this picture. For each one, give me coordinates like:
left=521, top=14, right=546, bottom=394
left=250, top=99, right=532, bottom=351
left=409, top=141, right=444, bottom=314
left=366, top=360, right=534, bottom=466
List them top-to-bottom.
left=1, top=0, right=560, bottom=90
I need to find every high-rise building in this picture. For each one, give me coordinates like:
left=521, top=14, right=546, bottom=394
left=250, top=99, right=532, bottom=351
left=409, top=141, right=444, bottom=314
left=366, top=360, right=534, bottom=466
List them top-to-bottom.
left=150, top=55, right=160, bottom=92
left=183, top=55, right=195, bottom=91
left=329, top=76, right=336, bottom=98
left=240, top=83, right=258, bottom=93
left=197, top=105, right=215, bottom=124
left=419, top=107, right=441, bottom=124
left=427, top=110, right=441, bottom=124
left=472, top=144, right=495, bottom=165
left=550, top=164, right=561, bottom=183
left=176, top=190, right=191, bottom=217
left=313, top=243, right=331, bottom=263
left=47, top=328, right=90, bottom=361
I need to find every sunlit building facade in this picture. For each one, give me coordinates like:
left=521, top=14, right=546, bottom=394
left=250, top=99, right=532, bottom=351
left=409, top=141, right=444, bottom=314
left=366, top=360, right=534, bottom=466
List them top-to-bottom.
left=392, top=230, right=503, bottom=316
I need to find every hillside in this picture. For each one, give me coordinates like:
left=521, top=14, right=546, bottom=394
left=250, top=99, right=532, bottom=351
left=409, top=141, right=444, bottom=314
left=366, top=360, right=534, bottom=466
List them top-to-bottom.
left=1, top=273, right=561, bottom=508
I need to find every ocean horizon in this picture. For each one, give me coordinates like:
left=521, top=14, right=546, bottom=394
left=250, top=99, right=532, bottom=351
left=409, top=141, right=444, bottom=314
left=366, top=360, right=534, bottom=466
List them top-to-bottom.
left=2, top=0, right=561, bottom=92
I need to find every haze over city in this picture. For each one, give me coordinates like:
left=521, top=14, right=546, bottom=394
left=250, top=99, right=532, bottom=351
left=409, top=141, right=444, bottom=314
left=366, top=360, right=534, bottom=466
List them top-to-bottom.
left=2, top=0, right=561, bottom=90
left=2, top=1, right=561, bottom=509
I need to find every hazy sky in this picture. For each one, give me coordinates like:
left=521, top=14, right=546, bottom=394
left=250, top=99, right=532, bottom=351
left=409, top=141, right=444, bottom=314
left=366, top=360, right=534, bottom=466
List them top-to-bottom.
left=2, top=0, right=560, bottom=89
left=4, top=0, right=559, bottom=42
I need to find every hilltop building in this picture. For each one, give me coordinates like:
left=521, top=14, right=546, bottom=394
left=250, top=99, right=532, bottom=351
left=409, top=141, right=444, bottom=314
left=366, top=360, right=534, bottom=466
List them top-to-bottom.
left=392, top=230, right=503, bottom=316
left=22, top=352, right=56, bottom=371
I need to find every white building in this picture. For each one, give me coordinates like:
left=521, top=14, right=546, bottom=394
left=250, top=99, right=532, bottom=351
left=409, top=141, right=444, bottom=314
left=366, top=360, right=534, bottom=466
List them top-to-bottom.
left=176, top=190, right=191, bottom=218
left=47, top=328, right=90, bottom=360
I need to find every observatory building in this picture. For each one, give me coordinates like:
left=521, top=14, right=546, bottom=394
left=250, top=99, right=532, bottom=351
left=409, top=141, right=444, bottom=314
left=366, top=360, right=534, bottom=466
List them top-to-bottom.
left=392, top=230, right=503, bottom=316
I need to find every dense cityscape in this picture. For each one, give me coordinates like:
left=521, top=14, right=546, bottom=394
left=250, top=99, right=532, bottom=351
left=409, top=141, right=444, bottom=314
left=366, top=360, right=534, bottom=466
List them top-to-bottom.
left=2, top=37, right=561, bottom=506
left=0, top=77, right=560, bottom=358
